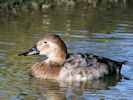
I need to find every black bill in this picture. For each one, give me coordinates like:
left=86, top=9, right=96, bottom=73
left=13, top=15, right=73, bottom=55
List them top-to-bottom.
left=18, top=45, right=39, bottom=56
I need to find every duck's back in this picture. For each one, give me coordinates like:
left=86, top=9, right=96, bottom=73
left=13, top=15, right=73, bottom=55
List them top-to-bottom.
left=59, top=53, right=126, bottom=81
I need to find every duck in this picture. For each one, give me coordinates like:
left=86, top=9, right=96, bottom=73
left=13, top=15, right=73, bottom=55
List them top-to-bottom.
left=19, top=34, right=127, bottom=81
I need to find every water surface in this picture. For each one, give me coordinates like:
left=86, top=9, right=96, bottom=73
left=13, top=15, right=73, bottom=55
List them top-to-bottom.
left=0, top=5, right=133, bottom=100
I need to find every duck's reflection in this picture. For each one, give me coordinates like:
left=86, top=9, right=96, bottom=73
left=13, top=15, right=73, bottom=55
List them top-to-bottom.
left=29, top=74, right=122, bottom=100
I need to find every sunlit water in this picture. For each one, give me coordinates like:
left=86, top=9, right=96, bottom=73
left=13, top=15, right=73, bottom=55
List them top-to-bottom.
left=0, top=5, right=133, bottom=100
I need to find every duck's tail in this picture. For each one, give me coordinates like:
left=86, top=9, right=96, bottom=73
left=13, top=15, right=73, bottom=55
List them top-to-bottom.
left=113, top=60, right=128, bottom=74
left=118, top=61, right=128, bottom=65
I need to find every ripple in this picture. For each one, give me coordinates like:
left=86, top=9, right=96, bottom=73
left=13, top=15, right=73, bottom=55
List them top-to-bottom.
left=0, top=42, right=16, bottom=46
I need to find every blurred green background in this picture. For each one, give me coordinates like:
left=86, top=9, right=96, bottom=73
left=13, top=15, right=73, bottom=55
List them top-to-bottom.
left=0, top=0, right=133, bottom=14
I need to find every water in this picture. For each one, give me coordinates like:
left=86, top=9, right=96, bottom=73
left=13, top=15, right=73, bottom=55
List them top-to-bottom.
left=0, top=5, right=133, bottom=100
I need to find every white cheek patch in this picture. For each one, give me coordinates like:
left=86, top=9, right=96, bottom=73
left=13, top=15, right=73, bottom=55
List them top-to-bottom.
left=37, top=41, right=57, bottom=57
left=46, top=42, right=58, bottom=58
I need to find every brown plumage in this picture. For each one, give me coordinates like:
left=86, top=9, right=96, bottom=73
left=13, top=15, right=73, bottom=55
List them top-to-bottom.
left=19, top=34, right=127, bottom=81
left=30, top=61, right=61, bottom=80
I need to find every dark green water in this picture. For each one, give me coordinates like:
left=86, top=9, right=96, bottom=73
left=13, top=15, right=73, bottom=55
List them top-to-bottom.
left=0, top=5, right=133, bottom=100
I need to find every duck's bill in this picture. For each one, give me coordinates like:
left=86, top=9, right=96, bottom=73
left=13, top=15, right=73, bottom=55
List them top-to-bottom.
left=18, top=45, right=39, bottom=56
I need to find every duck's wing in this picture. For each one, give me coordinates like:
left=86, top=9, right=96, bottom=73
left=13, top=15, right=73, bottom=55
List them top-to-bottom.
left=60, top=53, right=127, bottom=81
left=67, top=53, right=127, bottom=73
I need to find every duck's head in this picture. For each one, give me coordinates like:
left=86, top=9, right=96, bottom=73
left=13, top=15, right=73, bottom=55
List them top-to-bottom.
left=19, top=34, right=67, bottom=65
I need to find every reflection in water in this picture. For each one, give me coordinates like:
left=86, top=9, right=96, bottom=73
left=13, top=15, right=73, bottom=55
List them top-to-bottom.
left=0, top=4, right=133, bottom=100
left=29, top=75, right=121, bottom=100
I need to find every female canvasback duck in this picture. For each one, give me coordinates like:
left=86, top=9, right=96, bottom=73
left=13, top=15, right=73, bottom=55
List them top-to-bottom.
left=19, top=34, right=127, bottom=81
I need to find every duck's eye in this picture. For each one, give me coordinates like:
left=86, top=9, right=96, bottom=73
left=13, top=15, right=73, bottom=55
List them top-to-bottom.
left=44, top=42, right=47, bottom=44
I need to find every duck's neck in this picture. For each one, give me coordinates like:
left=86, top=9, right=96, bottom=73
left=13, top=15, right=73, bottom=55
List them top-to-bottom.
left=45, top=51, right=67, bottom=66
